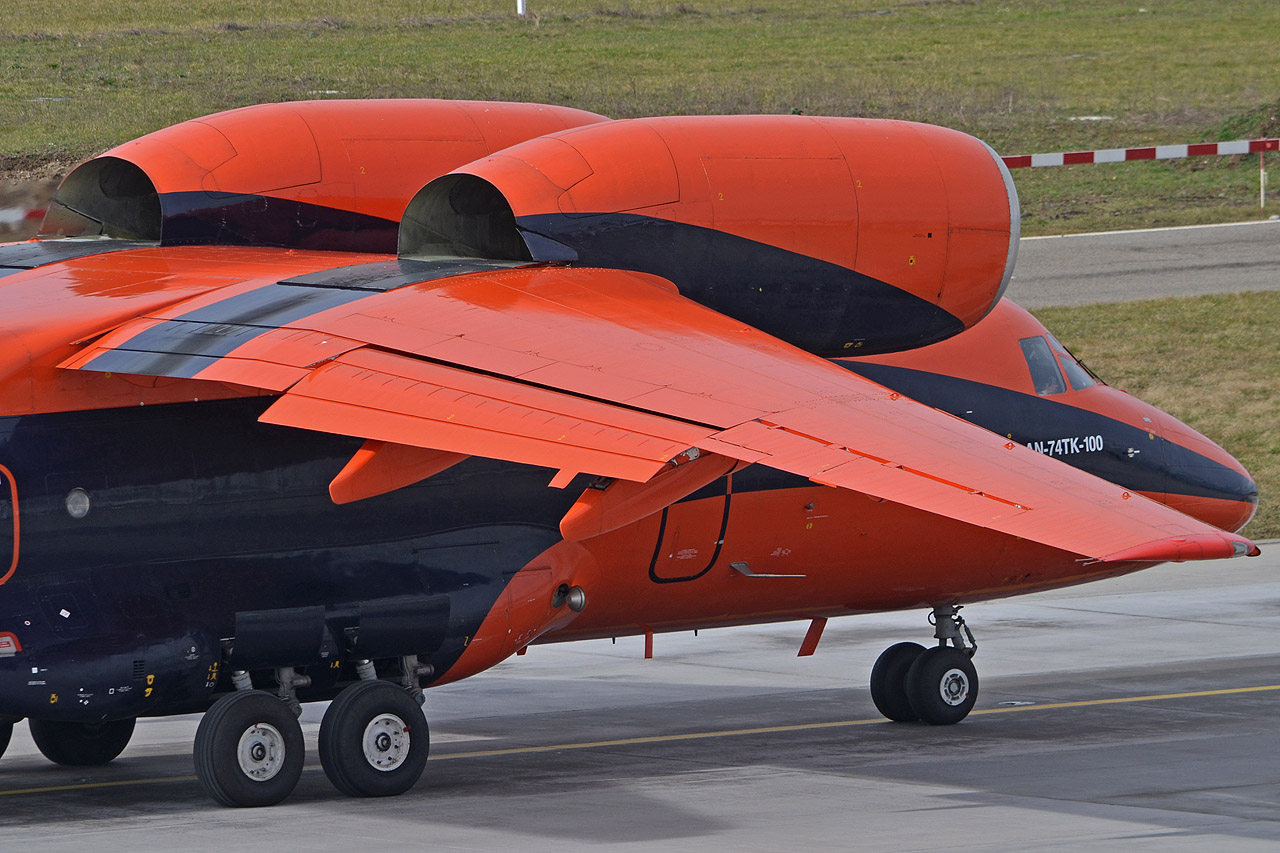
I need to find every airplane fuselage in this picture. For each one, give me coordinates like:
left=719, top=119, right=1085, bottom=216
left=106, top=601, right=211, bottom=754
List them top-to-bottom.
left=0, top=333, right=1254, bottom=722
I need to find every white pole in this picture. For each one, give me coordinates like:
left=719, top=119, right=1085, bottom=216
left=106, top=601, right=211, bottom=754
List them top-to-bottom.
left=517, top=0, right=526, bottom=15
left=1262, top=152, right=1268, bottom=210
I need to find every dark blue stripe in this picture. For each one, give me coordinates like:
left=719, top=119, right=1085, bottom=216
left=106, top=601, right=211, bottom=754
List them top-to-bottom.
left=158, top=191, right=399, bottom=253
left=515, top=212, right=965, bottom=357
left=0, top=239, right=156, bottom=269
left=81, top=257, right=530, bottom=380
left=281, top=257, right=524, bottom=291
left=170, top=282, right=372, bottom=327
left=83, top=284, right=374, bottom=378
left=842, top=361, right=1258, bottom=506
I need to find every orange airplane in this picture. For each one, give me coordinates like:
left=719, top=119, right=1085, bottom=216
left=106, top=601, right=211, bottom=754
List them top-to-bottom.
left=0, top=100, right=1258, bottom=807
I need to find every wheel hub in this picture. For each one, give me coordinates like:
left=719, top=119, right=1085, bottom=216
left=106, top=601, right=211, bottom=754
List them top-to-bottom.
left=938, top=668, right=970, bottom=706
left=362, top=713, right=411, bottom=772
left=237, top=723, right=286, bottom=782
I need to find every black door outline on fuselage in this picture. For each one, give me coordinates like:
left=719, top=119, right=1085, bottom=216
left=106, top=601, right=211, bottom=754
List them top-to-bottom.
left=647, top=475, right=733, bottom=584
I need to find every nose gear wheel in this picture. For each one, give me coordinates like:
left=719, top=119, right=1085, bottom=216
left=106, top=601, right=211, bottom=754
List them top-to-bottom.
left=869, top=605, right=980, bottom=725
left=905, top=647, right=978, bottom=724
left=938, top=668, right=971, bottom=707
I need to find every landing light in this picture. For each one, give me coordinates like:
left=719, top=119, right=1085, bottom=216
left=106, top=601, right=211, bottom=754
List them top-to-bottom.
left=551, top=584, right=587, bottom=612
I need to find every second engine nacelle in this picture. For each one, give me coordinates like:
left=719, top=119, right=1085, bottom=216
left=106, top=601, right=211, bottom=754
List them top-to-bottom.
left=402, top=116, right=1019, bottom=356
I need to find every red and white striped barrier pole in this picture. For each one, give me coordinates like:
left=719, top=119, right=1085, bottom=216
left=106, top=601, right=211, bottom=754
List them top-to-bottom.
left=1002, top=138, right=1279, bottom=210
left=0, top=206, right=45, bottom=230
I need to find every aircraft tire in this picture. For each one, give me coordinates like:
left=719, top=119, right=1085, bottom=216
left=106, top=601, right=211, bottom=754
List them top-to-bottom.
left=870, top=642, right=926, bottom=722
left=905, top=647, right=978, bottom=725
left=319, top=680, right=429, bottom=798
left=194, top=691, right=304, bottom=808
left=28, top=717, right=136, bottom=765
left=0, top=720, right=12, bottom=759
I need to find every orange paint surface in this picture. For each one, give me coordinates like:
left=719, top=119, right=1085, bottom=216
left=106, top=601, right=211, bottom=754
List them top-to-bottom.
left=51, top=100, right=609, bottom=233
left=454, top=116, right=1016, bottom=329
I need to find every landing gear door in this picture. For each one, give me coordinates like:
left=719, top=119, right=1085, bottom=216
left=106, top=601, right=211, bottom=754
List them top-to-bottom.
left=0, top=465, right=16, bottom=585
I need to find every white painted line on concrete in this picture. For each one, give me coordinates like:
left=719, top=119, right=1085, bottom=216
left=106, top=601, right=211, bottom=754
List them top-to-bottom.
left=1022, top=218, right=1280, bottom=241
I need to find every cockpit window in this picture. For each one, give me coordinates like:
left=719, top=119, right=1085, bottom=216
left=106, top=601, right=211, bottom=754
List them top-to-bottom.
left=1046, top=333, right=1099, bottom=390
left=1019, top=336, right=1067, bottom=395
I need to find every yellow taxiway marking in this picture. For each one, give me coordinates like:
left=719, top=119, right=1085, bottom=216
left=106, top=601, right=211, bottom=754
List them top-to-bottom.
left=1, top=683, right=1277, bottom=797
left=432, top=683, right=1280, bottom=760
left=0, top=775, right=198, bottom=796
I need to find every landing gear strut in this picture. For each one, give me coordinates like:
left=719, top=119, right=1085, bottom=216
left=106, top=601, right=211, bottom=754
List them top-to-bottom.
left=870, top=605, right=979, bottom=725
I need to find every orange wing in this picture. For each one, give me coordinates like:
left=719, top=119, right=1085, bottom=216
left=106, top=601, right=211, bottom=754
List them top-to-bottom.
left=64, top=257, right=1257, bottom=563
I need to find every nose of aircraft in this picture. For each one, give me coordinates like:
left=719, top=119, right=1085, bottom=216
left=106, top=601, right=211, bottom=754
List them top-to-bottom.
left=1157, top=415, right=1258, bottom=534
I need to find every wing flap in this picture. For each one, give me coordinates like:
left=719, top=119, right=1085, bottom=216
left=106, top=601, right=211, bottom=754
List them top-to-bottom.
left=261, top=347, right=713, bottom=484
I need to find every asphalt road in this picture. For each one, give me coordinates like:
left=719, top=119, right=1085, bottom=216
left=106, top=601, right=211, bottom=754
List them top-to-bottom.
left=1007, top=219, right=1280, bottom=307
left=0, top=550, right=1277, bottom=852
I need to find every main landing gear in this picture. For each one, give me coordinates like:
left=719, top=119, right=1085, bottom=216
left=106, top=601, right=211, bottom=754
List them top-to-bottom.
left=870, top=605, right=978, bottom=725
left=194, top=659, right=431, bottom=807
left=318, top=679, right=429, bottom=798
left=195, top=690, right=304, bottom=808
left=0, top=716, right=137, bottom=767
left=28, top=717, right=137, bottom=765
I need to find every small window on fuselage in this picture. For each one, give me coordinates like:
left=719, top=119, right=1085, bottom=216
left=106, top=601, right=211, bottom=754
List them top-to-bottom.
left=1046, top=333, right=1098, bottom=391
left=1019, top=336, right=1067, bottom=395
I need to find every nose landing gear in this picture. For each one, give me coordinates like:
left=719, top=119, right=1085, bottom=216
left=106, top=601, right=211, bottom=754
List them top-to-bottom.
left=870, top=605, right=979, bottom=725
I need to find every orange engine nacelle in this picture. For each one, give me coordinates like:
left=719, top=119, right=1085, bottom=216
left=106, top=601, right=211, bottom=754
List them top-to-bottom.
left=41, top=99, right=608, bottom=253
left=402, top=116, right=1019, bottom=355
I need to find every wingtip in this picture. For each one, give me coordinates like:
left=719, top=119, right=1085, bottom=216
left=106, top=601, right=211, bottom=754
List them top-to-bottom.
left=1100, top=532, right=1260, bottom=564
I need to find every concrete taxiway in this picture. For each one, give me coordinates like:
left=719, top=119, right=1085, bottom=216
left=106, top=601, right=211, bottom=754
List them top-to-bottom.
left=1008, top=219, right=1280, bottom=307
left=0, top=546, right=1276, bottom=851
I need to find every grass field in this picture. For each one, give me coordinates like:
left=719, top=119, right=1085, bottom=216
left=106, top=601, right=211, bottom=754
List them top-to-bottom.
left=2, top=1, right=1279, bottom=233
left=1035, top=291, right=1278, bottom=540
